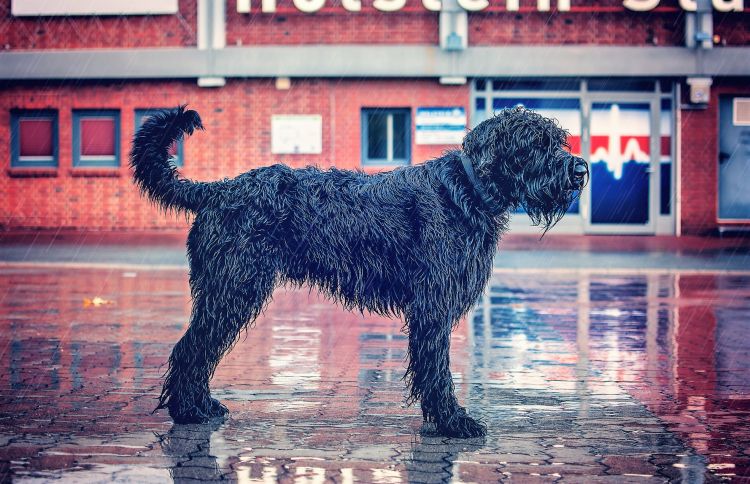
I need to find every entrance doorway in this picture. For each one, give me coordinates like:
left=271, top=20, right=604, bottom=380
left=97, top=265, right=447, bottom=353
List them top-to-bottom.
left=472, top=79, right=675, bottom=235
left=718, top=96, right=750, bottom=224
left=584, top=99, right=658, bottom=234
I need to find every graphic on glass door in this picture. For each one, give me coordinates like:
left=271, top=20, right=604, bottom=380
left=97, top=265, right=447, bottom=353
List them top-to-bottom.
left=492, top=98, right=582, bottom=214
left=590, top=103, right=650, bottom=225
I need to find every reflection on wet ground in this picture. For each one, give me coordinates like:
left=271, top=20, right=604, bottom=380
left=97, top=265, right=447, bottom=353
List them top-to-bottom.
left=0, top=267, right=748, bottom=482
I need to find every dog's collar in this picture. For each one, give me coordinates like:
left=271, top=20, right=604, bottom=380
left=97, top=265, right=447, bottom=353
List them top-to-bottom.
left=460, top=153, right=499, bottom=212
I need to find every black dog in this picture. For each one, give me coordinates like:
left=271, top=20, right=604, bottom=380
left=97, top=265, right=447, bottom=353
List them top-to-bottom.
left=130, top=105, right=587, bottom=438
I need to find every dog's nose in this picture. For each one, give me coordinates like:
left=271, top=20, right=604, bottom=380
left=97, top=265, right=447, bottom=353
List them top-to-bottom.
left=572, top=159, right=589, bottom=187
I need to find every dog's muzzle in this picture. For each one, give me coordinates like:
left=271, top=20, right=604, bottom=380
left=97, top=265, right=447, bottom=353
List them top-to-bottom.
left=571, top=157, right=589, bottom=189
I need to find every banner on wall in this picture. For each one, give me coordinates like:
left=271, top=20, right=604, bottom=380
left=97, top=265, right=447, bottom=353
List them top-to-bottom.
left=415, top=107, right=466, bottom=145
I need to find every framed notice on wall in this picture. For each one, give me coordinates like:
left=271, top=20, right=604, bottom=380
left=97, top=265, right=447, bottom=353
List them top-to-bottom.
left=415, top=107, right=466, bottom=145
left=271, top=115, right=323, bottom=155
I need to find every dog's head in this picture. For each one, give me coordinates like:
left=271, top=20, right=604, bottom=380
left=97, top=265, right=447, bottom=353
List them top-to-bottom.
left=462, top=106, right=588, bottom=231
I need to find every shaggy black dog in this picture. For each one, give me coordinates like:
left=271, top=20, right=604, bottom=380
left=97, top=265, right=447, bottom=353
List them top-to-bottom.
left=130, top=105, right=588, bottom=438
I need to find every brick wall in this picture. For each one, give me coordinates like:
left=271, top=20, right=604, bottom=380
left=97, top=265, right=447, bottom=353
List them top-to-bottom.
left=470, top=11, right=684, bottom=46
left=713, top=12, right=750, bottom=46
left=5, top=77, right=749, bottom=234
left=0, top=79, right=469, bottom=230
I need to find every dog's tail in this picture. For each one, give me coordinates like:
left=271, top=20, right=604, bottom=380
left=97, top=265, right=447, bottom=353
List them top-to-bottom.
left=130, top=105, right=212, bottom=213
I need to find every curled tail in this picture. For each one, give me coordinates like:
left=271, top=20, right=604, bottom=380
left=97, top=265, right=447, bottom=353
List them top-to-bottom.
left=130, top=105, right=210, bottom=213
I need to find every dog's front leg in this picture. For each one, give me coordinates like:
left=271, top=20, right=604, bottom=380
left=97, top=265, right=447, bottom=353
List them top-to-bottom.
left=405, top=305, right=486, bottom=438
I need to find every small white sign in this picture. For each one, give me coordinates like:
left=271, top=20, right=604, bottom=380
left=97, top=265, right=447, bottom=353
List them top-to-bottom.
left=12, top=0, right=178, bottom=16
left=415, top=107, right=466, bottom=145
left=271, top=115, right=323, bottom=155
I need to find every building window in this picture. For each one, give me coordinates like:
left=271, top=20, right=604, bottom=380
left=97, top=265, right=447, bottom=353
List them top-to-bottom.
left=361, top=108, right=410, bottom=166
left=135, top=109, right=184, bottom=167
left=10, top=110, right=58, bottom=168
left=73, top=110, right=120, bottom=167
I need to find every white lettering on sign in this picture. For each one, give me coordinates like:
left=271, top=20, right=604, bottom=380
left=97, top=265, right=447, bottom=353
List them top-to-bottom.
left=237, top=0, right=744, bottom=13
left=263, top=0, right=277, bottom=12
left=293, top=0, right=325, bottom=12
left=342, top=0, right=362, bottom=11
left=373, top=0, right=407, bottom=12
left=457, top=0, right=489, bottom=11
left=512, top=0, right=570, bottom=10
left=517, top=0, right=571, bottom=11
left=623, top=0, right=661, bottom=11
left=626, top=0, right=743, bottom=10
left=679, top=0, right=698, bottom=10
left=710, top=0, right=743, bottom=11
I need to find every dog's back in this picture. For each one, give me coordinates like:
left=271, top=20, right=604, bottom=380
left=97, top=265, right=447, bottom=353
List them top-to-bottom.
left=130, top=107, right=451, bottom=314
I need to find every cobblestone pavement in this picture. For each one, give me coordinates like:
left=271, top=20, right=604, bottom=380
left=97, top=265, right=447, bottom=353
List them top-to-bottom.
left=0, top=266, right=748, bottom=482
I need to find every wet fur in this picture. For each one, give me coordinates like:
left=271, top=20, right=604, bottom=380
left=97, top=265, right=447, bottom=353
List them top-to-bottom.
left=130, top=105, right=587, bottom=438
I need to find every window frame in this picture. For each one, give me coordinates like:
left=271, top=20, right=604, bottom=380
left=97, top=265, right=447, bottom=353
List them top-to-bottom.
left=361, top=108, right=411, bottom=167
left=10, top=109, right=59, bottom=168
left=72, top=109, right=121, bottom=168
left=134, top=109, right=184, bottom=167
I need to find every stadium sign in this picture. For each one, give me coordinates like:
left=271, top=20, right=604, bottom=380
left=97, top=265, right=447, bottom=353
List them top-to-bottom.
left=237, top=0, right=744, bottom=13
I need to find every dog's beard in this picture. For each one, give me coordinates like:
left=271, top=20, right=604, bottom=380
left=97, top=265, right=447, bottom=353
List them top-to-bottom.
left=520, top=156, right=582, bottom=237
left=522, top=189, right=578, bottom=237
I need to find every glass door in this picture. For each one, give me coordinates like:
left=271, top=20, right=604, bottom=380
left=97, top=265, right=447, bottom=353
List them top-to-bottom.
left=718, top=96, right=750, bottom=221
left=583, top=98, right=659, bottom=234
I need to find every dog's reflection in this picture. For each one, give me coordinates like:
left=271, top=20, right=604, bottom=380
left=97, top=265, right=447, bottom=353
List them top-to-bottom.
left=158, top=420, right=483, bottom=483
left=159, top=420, right=236, bottom=483
left=406, top=425, right=485, bottom=483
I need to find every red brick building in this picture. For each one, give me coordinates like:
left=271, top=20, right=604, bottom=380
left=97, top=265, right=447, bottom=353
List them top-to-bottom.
left=1, top=0, right=748, bottom=235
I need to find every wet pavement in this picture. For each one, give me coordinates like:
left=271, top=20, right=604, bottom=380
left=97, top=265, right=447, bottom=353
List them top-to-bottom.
left=1, top=232, right=750, bottom=273
left=1, top=245, right=750, bottom=481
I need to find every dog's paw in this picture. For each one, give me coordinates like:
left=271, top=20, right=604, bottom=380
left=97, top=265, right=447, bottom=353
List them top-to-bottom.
left=169, top=396, right=228, bottom=424
left=207, top=397, right=229, bottom=418
left=436, top=413, right=487, bottom=439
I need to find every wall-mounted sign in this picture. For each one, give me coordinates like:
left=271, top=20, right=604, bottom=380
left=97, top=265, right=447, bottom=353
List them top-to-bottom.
left=12, top=0, right=178, bottom=16
left=238, top=0, right=744, bottom=13
left=415, top=107, right=466, bottom=145
left=271, top=115, right=322, bottom=155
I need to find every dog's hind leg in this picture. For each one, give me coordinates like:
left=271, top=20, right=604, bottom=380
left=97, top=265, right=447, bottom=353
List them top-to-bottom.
left=158, top=251, right=276, bottom=424
left=405, top=297, right=486, bottom=438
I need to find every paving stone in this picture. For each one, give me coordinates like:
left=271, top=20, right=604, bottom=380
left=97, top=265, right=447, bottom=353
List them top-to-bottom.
left=601, top=455, right=659, bottom=476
